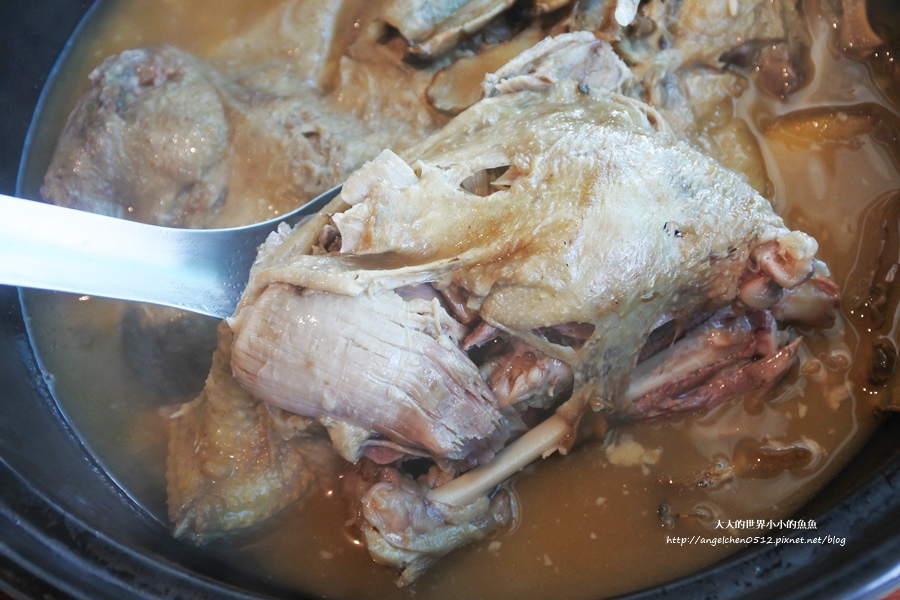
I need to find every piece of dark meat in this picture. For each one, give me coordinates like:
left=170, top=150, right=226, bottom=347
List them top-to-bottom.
left=621, top=309, right=795, bottom=421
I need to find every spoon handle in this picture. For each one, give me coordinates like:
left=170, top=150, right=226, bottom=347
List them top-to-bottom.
left=0, top=187, right=340, bottom=319
left=0, top=194, right=237, bottom=318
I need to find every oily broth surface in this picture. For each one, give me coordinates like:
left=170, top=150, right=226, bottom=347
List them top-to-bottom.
left=20, top=2, right=900, bottom=599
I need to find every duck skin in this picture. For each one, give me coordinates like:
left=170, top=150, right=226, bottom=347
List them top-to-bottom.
left=224, top=36, right=838, bottom=583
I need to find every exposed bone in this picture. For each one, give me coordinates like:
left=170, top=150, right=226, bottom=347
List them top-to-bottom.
left=614, top=0, right=641, bottom=27
left=225, top=35, right=836, bottom=580
left=752, top=231, right=818, bottom=289
left=772, top=273, right=841, bottom=327
left=738, top=274, right=785, bottom=309
left=438, top=282, right=480, bottom=324
left=363, top=307, right=804, bottom=583
left=624, top=310, right=765, bottom=402
left=637, top=312, right=711, bottom=362
left=424, top=318, right=800, bottom=516
left=463, top=320, right=501, bottom=349
left=427, top=324, right=801, bottom=507
left=480, top=338, right=574, bottom=409
left=625, top=338, right=801, bottom=421
left=426, top=413, right=572, bottom=507
left=357, top=464, right=513, bottom=586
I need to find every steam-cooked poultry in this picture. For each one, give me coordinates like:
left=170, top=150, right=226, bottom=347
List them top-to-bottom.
left=37, top=0, right=866, bottom=589
left=38, top=1, right=448, bottom=398
left=223, top=35, right=837, bottom=582
left=40, top=42, right=440, bottom=230
left=166, top=323, right=341, bottom=539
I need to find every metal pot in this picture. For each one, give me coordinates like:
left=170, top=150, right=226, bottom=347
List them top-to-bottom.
left=1, top=2, right=899, bottom=599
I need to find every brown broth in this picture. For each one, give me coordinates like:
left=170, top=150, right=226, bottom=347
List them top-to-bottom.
left=19, top=1, right=900, bottom=599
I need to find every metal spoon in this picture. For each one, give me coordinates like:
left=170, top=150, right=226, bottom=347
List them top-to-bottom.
left=0, top=186, right=341, bottom=319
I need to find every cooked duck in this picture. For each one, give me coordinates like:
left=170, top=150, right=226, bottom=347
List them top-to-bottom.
left=36, top=0, right=875, bottom=592
left=39, top=0, right=449, bottom=417
left=223, top=34, right=838, bottom=582
left=39, top=42, right=439, bottom=230
left=166, top=323, right=341, bottom=540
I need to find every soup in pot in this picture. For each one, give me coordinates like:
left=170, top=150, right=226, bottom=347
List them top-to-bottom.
left=19, top=1, right=900, bottom=598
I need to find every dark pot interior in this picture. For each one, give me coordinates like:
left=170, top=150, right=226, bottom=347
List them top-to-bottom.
left=2, top=2, right=900, bottom=599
